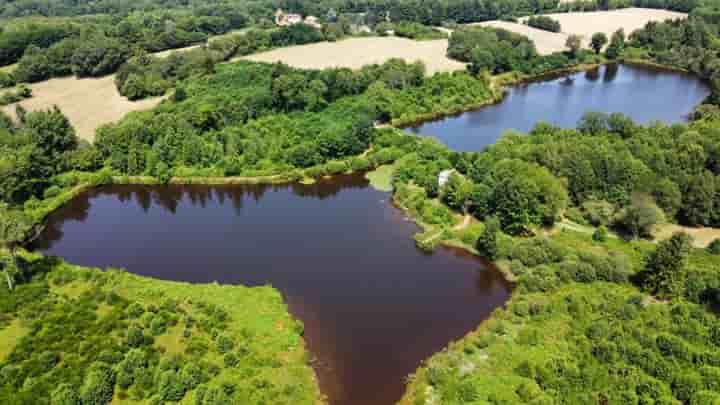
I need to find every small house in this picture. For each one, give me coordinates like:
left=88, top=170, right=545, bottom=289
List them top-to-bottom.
left=275, top=9, right=303, bottom=26
left=304, top=16, right=322, bottom=29
left=438, top=169, right=456, bottom=187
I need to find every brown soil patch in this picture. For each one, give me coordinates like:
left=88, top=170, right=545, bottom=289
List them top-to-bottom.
left=1, top=75, right=163, bottom=142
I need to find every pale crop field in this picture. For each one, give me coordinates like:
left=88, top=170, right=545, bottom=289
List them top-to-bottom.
left=478, top=8, right=687, bottom=54
left=537, top=8, right=686, bottom=38
left=242, top=37, right=466, bottom=75
left=1, top=75, right=163, bottom=141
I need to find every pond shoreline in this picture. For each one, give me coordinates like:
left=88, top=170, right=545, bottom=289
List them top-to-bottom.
left=393, top=59, right=706, bottom=132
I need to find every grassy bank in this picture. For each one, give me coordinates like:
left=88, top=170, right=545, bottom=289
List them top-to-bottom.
left=0, top=252, right=323, bottom=404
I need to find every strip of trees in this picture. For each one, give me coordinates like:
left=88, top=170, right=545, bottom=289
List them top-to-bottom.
left=526, top=15, right=561, bottom=32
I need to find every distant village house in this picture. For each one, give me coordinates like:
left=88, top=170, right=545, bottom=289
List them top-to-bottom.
left=275, top=9, right=322, bottom=29
left=438, top=169, right=456, bottom=187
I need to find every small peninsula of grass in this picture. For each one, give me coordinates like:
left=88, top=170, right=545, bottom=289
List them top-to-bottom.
left=365, top=164, right=395, bottom=192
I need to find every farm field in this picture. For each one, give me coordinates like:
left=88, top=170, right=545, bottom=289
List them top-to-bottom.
left=478, top=8, right=687, bottom=53
left=537, top=8, right=686, bottom=38
left=242, top=36, right=466, bottom=74
left=1, top=75, right=163, bottom=141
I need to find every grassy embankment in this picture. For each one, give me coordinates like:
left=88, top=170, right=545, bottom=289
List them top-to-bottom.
left=0, top=252, right=323, bottom=404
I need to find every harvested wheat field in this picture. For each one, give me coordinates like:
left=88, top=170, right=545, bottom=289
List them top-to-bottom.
left=477, top=8, right=687, bottom=54
left=538, top=8, right=686, bottom=38
left=242, top=37, right=466, bottom=75
left=1, top=75, right=163, bottom=141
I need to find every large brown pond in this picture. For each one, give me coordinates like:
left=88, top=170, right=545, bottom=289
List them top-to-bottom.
left=30, top=173, right=512, bottom=405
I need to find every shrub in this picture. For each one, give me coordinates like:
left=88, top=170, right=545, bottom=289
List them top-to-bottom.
left=526, top=16, right=561, bottom=33
left=324, top=160, right=348, bottom=175
left=43, top=185, right=62, bottom=199
left=617, top=194, right=663, bottom=238
left=476, top=217, right=500, bottom=260
left=592, top=225, right=608, bottom=242
left=642, top=232, right=693, bottom=298
left=511, top=237, right=565, bottom=267
left=707, top=239, right=720, bottom=255
left=127, top=302, right=145, bottom=319
left=150, top=317, right=167, bottom=336
left=127, top=325, right=147, bottom=347
left=216, top=334, right=234, bottom=354
left=223, top=352, right=240, bottom=368
left=79, top=362, right=115, bottom=405
left=179, top=363, right=203, bottom=390
left=157, top=370, right=187, bottom=402
left=672, top=372, right=703, bottom=402
left=457, top=379, right=480, bottom=401
left=51, top=383, right=80, bottom=405
left=194, top=383, right=231, bottom=404
left=691, top=391, right=720, bottom=405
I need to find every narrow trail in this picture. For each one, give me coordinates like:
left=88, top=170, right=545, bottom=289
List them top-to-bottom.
left=453, top=214, right=472, bottom=231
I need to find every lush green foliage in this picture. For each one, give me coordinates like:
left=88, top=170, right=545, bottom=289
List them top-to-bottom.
left=628, top=10, right=720, bottom=97
left=2, top=11, right=247, bottom=71
left=526, top=15, right=561, bottom=32
left=392, top=22, right=447, bottom=40
left=448, top=26, right=600, bottom=76
left=591, top=32, right=609, bottom=54
left=95, top=59, right=493, bottom=179
left=0, top=85, right=31, bottom=106
left=0, top=106, right=96, bottom=205
left=401, top=220, right=720, bottom=404
left=640, top=232, right=693, bottom=298
left=0, top=254, right=320, bottom=404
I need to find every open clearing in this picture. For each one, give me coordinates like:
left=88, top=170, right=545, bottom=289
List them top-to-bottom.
left=478, top=8, right=687, bottom=54
left=537, top=8, right=686, bottom=38
left=242, top=37, right=466, bottom=75
left=1, top=75, right=163, bottom=141
left=653, top=223, right=720, bottom=248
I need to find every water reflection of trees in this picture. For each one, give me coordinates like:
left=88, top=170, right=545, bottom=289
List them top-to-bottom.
left=603, top=63, right=619, bottom=82
left=585, top=67, right=600, bottom=82
left=32, top=174, right=371, bottom=249
left=29, top=191, right=92, bottom=250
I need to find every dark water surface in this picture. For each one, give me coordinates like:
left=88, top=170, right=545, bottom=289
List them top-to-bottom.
left=407, top=64, right=711, bottom=151
left=31, top=174, right=512, bottom=405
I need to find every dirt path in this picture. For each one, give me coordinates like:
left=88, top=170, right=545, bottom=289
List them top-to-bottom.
left=453, top=214, right=472, bottom=231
